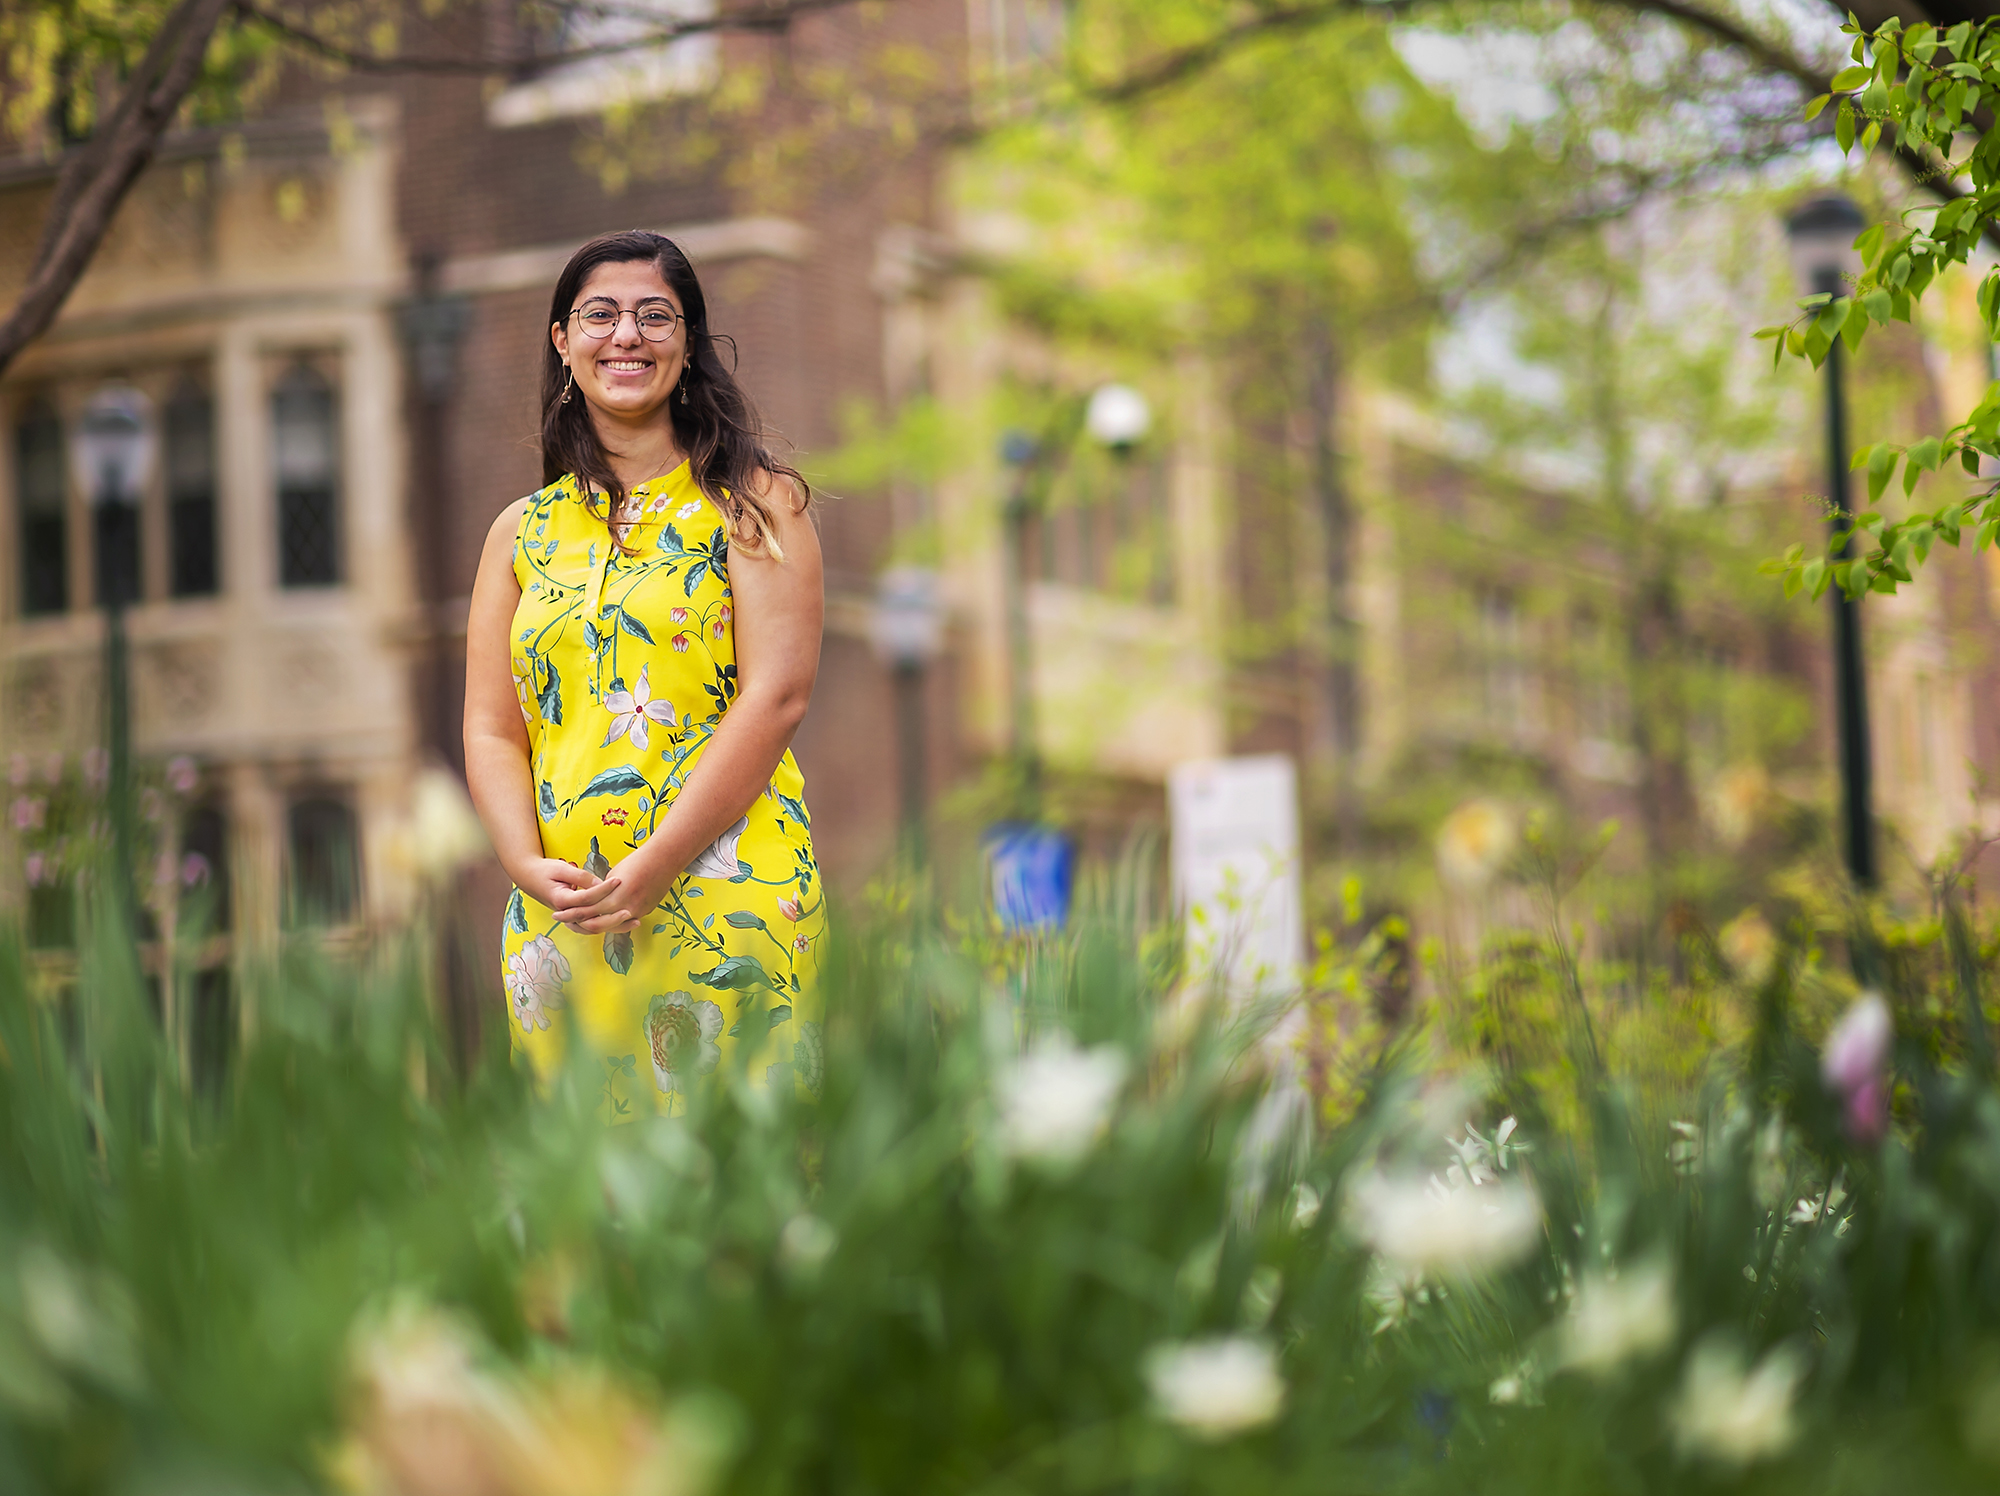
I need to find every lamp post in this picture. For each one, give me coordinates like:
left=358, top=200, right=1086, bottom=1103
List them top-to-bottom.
left=1786, top=194, right=1876, bottom=889
left=989, top=384, right=1151, bottom=930
left=997, top=384, right=1154, bottom=808
left=70, top=385, right=157, bottom=922
left=871, top=565, right=945, bottom=861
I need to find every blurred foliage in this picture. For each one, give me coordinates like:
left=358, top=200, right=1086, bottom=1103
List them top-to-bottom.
left=5, top=816, right=2000, bottom=1491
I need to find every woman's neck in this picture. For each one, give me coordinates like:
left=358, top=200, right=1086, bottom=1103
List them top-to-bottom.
left=591, top=410, right=685, bottom=492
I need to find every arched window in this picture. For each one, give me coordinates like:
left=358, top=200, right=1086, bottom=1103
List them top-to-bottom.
left=272, top=363, right=339, bottom=588
left=165, top=376, right=218, bottom=597
left=13, top=396, right=66, bottom=616
left=286, top=794, right=359, bottom=927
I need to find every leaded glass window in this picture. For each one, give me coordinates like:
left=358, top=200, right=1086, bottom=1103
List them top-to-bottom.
left=272, top=363, right=339, bottom=588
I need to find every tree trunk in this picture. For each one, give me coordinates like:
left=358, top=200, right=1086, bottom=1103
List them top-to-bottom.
left=0, top=0, right=234, bottom=378
left=1305, top=311, right=1361, bottom=850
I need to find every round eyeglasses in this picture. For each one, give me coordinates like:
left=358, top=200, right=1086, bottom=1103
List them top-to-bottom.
left=568, top=304, right=682, bottom=342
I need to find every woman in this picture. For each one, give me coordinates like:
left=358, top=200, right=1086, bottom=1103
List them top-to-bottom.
left=464, top=230, right=825, bottom=1117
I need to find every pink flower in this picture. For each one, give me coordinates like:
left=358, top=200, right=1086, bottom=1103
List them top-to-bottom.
left=719, top=604, right=732, bottom=623
left=671, top=607, right=690, bottom=623
left=712, top=619, right=726, bottom=640
left=671, top=633, right=691, bottom=653
left=600, top=664, right=677, bottom=751
left=166, top=756, right=199, bottom=794
left=9, top=796, right=45, bottom=831
left=602, top=807, right=629, bottom=827
left=181, top=852, right=211, bottom=888
left=23, top=853, right=45, bottom=887
left=778, top=898, right=803, bottom=922
left=793, top=933, right=810, bottom=953
left=505, top=934, right=571, bottom=1034
left=1822, top=992, right=1892, bottom=1145
left=1844, top=1078, right=1888, bottom=1146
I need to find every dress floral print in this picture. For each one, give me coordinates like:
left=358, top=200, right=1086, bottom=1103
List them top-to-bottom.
left=500, top=467, right=825, bottom=1117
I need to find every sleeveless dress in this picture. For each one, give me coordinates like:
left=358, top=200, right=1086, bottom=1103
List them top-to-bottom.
left=498, top=466, right=825, bottom=1118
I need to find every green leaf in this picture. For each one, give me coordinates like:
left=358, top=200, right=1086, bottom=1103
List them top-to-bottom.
left=1831, top=65, right=1872, bottom=88
left=1805, top=92, right=1834, bottom=120
left=1837, top=99, right=1856, bottom=153
left=1861, top=119, right=1883, bottom=154
left=1861, top=287, right=1894, bottom=324
left=1796, top=292, right=1833, bottom=309
left=1908, top=434, right=1944, bottom=472
left=1867, top=446, right=1898, bottom=503
left=684, top=559, right=710, bottom=597
left=616, top=608, right=655, bottom=644
left=537, top=662, right=562, bottom=726
left=576, top=765, right=651, bottom=801
left=538, top=781, right=558, bottom=822
left=507, top=888, right=528, bottom=933
left=724, top=910, right=768, bottom=930
left=603, top=930, right=634, bottom=975
left=691, top=955, right=772, bottom=991
left=729, top=1003, right=793, bottom=1038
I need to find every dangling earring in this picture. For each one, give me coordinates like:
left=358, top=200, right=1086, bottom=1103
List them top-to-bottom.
left=560, top=366, right=574, bottom=405
left=679, top=368, right=691, bottom=406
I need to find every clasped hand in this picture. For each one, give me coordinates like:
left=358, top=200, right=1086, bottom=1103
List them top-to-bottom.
left=517, top=853, right=678, bottom=936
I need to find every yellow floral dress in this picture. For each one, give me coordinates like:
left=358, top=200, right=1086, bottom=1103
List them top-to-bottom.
left=499, top=466, right=825, bottom=1118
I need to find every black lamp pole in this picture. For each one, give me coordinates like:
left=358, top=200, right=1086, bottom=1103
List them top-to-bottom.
left=1788, top=195, right=1876, bottom=889
left=75, top=388, right=152, bottom=931
left=95, top=462, right=139, bottom=905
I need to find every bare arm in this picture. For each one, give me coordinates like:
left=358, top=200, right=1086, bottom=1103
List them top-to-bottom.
left=571, top=474, right=824, bottom=933
left=464, top=498, right=624, bottom=921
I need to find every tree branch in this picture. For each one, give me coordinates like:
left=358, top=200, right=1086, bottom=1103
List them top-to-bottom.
left=0, top=0, right=236, bottom=378
left=230, top=0, right=861, bottom=77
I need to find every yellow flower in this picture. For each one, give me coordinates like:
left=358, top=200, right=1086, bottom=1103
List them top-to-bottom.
left=1436, top=799, right=1515, bottom=888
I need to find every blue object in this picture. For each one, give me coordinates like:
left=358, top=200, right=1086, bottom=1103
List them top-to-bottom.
left=985, top=823, right=1073, bottom=931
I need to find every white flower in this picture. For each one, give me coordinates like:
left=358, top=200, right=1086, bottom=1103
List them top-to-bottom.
left=676, top=501, right=703, bottom=520
left=602, top=664, right=677, bottom=751
left=402, top=768, right=489, bottom=882
left=1436, top=799, right=1515, bottom=887
left=685, top=816, right=748, bottom=879
left=504, top=935, right=570, bottom=1033
left=646, top=991, right=723, bottom=1096
left=1822, top=991, right=1892, bottom=1095
left=995, top=1034, right=1127, bottom=1163
left=1344, top=1170, right=1542, bottom=1275
left=1290, top=1182, right=1323, bottom=1230
left=778, top=1213, right=838, bottom=1275
left=1558, top=1260, right=1677, bottom=1375
left=1144, top=1336, right=1285, bottom=1439
left=1670, top=1336, right=1804, bottom=1468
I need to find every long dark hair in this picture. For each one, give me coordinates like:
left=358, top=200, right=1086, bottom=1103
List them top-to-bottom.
left=540, top=230, right=810, bottom=556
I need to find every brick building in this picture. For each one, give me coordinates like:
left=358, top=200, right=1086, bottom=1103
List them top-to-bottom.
left=6, top=2, right=2000, bottom=1065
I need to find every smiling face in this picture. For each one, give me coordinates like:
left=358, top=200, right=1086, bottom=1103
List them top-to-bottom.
left=551, top=259, right=689, bottom=424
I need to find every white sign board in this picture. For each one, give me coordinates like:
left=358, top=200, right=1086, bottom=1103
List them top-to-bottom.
left=1169, top=754, right=1302, bottom=994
